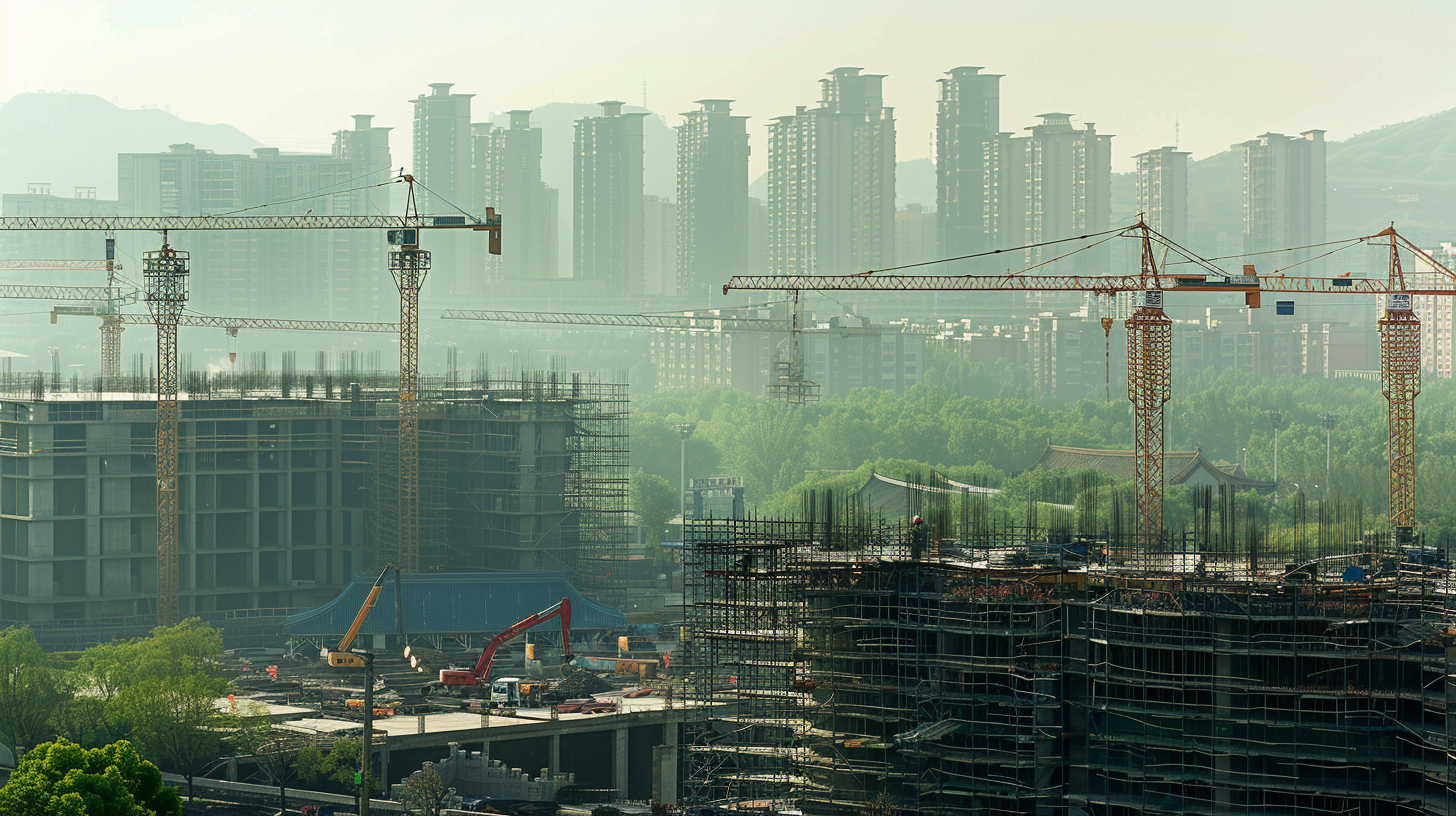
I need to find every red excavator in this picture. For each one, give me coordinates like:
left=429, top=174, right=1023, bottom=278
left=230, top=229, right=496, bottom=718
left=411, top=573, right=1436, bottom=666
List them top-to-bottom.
left=418, top=598, right=571, bottom=699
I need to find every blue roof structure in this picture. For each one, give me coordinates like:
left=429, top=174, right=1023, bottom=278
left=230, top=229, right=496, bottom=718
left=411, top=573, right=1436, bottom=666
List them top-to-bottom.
left=282, top=571, right=627, bottom=637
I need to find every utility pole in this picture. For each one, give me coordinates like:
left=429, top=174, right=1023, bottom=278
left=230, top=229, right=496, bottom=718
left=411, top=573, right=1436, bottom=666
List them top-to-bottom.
left=1269, top=410, right=1284, bottom=487
left=1319, top=413, right=1338, bottom=479
left=676, top=423, right=697, bottom=525
left=359, top=649, right=375, bottom=816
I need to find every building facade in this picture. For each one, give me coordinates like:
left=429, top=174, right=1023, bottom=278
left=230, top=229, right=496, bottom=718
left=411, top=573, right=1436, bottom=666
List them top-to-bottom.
left=935, top=66, right=1002, bottom=269
left=766, top=68, right=895, bottom=275
left=410, top=83, right=477, bottom=298
left=677, top=100, right=750, bottom=297
left=574, top=101, right=647, bottom=294
left=472, top=110, right=559, bottom=281
left=984, top=114, right=1113, bottom=274
left=1238, top=130, right=1326, bottom=256
left=117, top=138, right=388, bottom=319
left=1134, top=146, right=1190, bottom=244
left=0, top=186, right=119, bottom=261
left=642, top=195, right=677, bottom=297
left=894, top=204, right=938, bottom=267
left=0, top=373, right=627, bottom=648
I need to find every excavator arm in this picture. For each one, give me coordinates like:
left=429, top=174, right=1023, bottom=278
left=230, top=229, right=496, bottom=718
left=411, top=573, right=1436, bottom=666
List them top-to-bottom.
left=325, top=564, right=399, bottom=668
left=469, top=598, right=572, bottom=683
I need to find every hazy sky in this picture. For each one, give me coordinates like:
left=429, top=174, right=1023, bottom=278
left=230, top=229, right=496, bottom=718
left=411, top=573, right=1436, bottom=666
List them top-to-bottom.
left=4, top=0, right=1455, bottom=176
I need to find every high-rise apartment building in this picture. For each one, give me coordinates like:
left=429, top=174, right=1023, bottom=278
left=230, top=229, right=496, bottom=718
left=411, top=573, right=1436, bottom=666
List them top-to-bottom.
left=936, top=66, right=1001, bottom=267
left=766, top=68, right=895, bottom=275
left=410, top=83, right=477, bottom=298
left=677, top=99, right=750, bottom=297
left=574, top=101, right=646, bottom=293
left=473, top=111, right=559, bottom=280
left=330, top=114, right=394, bottom=317
left=984, top=114, right=1113, bottom=273
left=1237, top=130, right=1326, bottom=255
left=117, top=137, right=385, bottom=319
left=1135, top=146, right=1190, bottom=244
left=0, top=187, right=119, bottom=261
left=642, top=195, right=677, bottom=296
left=895, top=204, right=938, bottom=267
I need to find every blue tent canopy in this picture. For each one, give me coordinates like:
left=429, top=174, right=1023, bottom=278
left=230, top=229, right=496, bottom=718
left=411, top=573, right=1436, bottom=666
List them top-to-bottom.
left=282, top=571, right=627, bottom=637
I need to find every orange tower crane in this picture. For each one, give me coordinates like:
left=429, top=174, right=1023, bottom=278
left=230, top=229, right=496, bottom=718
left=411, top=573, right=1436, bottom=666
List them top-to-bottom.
left=1, top=183, right=501, bottom=624
left=725, top=221, right=1455, bottom=545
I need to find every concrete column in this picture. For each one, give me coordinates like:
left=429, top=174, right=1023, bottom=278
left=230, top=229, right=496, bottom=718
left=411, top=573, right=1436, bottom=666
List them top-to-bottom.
left=614, top=727, right=629, bottom=798
left=549, top=734, right=560, bottom=774
left=379, top=739, right=391, bottom=788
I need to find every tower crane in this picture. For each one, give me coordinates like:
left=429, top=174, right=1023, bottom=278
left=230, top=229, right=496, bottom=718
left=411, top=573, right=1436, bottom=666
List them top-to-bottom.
left=1, top=179, right=501, bottom=624
left=725, top=221, right=1453, bottom=547
left=0, top=259, right=114, bottom=270
left=442, top=294, right=837, bottom=404
left=50, top=305, right=398, bottom=368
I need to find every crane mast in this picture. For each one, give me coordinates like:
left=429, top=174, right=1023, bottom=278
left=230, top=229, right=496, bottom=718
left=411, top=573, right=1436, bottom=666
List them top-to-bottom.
left=1126, top=226, right=1172, bottom=548
left=1378, top=228, right=1419, bottom=535
left=102, top=233, right=123, bottom=387
left=143, top=233, right=188, bottom=625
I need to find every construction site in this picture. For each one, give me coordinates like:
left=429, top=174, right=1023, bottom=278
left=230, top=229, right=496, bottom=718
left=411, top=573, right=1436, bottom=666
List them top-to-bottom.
left=667, top=226, right=1456, bottom=815
left=0, top=365, right=629, bottom=647
left=679, top=484, right=1456, bottom=816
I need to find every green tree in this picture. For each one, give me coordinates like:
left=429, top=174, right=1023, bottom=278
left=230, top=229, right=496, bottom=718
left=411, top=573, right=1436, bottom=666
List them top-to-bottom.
left=630, top=470, right=678, bottom=543
left=56, top=619, right=227, bottom=752
left=0, top=626, right=70, bottom=752
left=119, top=675, right=231, bottom=801
left=235, top=713, right=311, bottom=814
left=296, top=736, right=378, bottom=796
left=0, top=737, right=181, bottom=816
left=400, top=761, right=454, bottom=816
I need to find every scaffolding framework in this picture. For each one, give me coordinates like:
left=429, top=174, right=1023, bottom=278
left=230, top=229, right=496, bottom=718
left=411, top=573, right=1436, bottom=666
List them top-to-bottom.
left=682, top=487, right=1456, bottom=816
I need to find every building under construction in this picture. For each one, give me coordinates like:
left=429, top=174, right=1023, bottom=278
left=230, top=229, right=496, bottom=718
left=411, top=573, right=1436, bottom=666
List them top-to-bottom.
left=0, top=366, right=628, bottom=648
left=681, top=485, right=1456, bottom=815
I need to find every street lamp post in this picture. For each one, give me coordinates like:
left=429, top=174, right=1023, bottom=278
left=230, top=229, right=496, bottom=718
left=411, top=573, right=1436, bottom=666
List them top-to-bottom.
left=1269, top=410, right=1284, bottom=486
left=1318, top=413, right=1338, bottom=479
left=675, top=423, right=696, bottom=527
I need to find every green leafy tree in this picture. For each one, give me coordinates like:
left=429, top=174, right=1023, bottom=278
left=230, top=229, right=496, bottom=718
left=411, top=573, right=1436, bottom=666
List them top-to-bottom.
left=630, top=470, right=678, bottom=543
left=56, top=619, right=227, bottom=752
left=0, top=626, right=70, bottom=752
left=119, top=675, right=231, bottom=800
left=235, top=712, right=311, bottom=813
left=296, top=736, right=378, bottom=796
left=0, top=737, right=181, bottom=816
left=400, top=761, right=454, bottom=816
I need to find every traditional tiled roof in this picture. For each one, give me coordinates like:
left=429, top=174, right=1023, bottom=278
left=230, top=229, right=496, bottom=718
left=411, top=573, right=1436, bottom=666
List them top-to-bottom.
left=1032, top=444, right=1277, bottom=494
left=856, top=472, right=1000, bottom=518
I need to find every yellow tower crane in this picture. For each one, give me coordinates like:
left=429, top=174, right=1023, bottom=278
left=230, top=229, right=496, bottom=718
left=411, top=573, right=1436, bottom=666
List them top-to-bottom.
left=1, top=180, right=501, bottom=624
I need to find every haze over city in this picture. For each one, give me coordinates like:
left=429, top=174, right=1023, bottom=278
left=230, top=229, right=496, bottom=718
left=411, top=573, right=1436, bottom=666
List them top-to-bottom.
left=5, top=0, right=1456, bottom=175
left=5, top=3, right=1456, bottom=815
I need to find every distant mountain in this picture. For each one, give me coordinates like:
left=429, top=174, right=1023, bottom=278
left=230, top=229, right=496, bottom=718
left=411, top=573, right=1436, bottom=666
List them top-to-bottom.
left=0, top=93, right=261, bottom=200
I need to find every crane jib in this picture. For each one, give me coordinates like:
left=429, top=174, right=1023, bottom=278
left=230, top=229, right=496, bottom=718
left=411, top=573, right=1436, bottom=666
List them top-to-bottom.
left=0, top=215, right=500, bottom=231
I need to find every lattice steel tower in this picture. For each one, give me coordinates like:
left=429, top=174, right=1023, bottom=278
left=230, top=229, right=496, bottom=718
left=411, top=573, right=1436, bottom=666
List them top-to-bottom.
left=1126, top=225, right=1171, bottom=549
left=1378, top=229, right=1420, bottom=534
left=143, top=235, right=188, bottom=626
